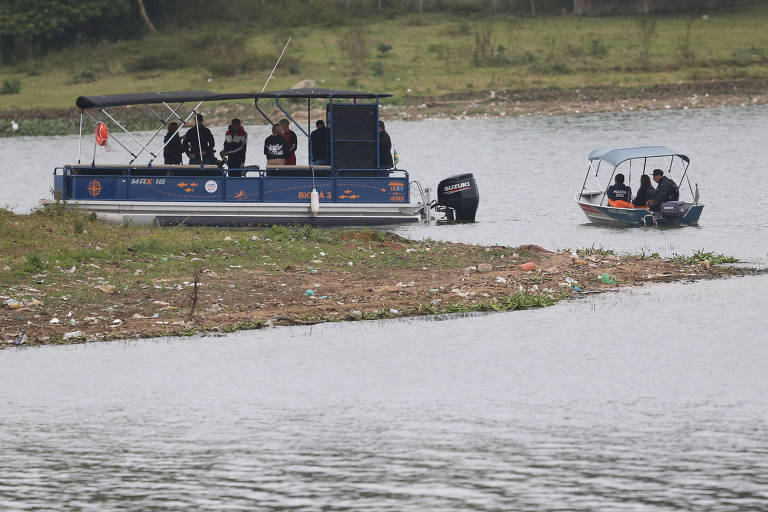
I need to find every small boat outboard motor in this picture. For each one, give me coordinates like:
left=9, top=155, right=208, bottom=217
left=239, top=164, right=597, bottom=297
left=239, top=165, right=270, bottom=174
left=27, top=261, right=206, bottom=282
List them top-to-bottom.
left=433, top=173, right=479, bottom=222
left=660, top=201, right=687, bottom=223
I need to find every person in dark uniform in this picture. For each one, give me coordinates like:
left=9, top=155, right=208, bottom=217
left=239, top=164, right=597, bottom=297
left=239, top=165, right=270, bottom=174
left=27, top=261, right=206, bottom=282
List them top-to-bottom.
left=183, top=114, right=216, bottom=165
left=221, top=118, right=248, bottom=176
left=279, top=119, right=297, bottom=165
left=310, top=120, right=329, bottom=165
left=378, top=120, right=393, bottom=168
left=163, top=122, right=184, bottom=165
left=264, top=124, right=287, bottom=165
left=646, top=169, right=679, bottom=211
left=606, top=173, right=631, bottom=207
left=632, top=174, right=656, bottom=207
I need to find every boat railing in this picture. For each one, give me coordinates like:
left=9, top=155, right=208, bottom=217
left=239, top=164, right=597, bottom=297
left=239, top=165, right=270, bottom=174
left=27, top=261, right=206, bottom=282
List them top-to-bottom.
left=54, top=165, right=411, bottom=204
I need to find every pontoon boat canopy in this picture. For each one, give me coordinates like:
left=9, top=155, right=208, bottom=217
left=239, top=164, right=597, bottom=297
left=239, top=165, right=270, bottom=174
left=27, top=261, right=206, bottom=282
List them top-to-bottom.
left=76, top=88, right=391, bottom=109
left=252, top=88, right=391, bottom=99
left=588, top=146, right=689, bottom=167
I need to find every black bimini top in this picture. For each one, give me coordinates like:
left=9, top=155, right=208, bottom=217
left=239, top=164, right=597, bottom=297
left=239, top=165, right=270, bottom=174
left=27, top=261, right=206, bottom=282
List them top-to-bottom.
left=76, top=88, right=391, bottom=109
left=254, top=88, right=391, bottom=99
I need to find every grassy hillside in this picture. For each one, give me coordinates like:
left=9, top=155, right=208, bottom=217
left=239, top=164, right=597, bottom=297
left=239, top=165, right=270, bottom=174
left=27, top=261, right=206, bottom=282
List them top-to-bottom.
left=1, top=5, right=767, bottom=114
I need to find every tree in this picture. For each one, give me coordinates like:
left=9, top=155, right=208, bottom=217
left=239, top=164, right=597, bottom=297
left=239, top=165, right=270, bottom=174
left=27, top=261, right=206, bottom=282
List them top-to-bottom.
left=136, top=0, right=157, bottom=33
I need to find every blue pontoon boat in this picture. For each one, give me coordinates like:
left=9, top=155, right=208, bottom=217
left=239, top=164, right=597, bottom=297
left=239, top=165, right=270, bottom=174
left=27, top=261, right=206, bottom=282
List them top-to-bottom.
left=53, top=88, right=479, bottom=226
left=576, top=146, right=704, bottom=227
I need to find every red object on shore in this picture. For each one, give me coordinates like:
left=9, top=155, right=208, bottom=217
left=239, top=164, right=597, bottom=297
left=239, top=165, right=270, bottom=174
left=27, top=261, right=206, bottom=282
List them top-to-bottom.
left=95, top=122, right=108, bottom=146
left=519, top=262, right=536, bottom=271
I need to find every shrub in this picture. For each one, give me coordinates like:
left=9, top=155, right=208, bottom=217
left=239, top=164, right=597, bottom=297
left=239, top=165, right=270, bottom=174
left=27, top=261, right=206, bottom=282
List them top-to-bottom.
left=677, top=17, right=696, bottom=67
left=635, top=18, right=657, bottom=70
left=338, top=27, right=368, bottom=72
left=589, top=36, right=609, bottom=57
left=376, top=43, right=393, bottom=57
left=730, top=46, right=767, bottom=67
left=125, top=49, right=185, bottom=72
left=371, top=61, right=384, bottom=76
left=70, top=68, right=96, bottom=84
left=0, top=78, right=21, bottom=95
left=23, top=253, right=45, bottom=273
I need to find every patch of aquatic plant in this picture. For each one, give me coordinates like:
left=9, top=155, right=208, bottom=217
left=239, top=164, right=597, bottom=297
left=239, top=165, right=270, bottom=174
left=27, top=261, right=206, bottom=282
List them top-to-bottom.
left=577, top=246, right=616, bottom=257
left=634, top=250, right=661, bottom=260
left=672, top=250, right=739, bottom=265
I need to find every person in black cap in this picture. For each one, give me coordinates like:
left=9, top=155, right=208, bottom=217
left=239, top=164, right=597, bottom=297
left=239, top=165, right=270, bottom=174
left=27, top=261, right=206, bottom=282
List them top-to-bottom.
left=183, top=114, right=216, bottom=165
left=646, top=169, right=679, bottom=211
left=606, top=173, right=632, bottom=207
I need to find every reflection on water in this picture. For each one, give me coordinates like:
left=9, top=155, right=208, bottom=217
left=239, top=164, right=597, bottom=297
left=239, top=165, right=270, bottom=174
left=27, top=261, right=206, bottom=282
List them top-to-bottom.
left=2, top=106, right=768, bottom=510
left=2, top=275, right=768, bottom=510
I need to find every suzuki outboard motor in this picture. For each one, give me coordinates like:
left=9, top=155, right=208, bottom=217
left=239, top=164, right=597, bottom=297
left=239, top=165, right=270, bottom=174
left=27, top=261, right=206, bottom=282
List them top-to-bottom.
left=434, top=173, right=479, bottom=222
left=660, top=200, right=687, bottom=222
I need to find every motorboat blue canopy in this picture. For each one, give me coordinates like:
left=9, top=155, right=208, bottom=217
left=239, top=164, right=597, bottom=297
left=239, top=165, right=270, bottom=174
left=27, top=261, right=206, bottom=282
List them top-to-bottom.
left=76, top=88, right=391, bottom=109
left=588, top=146, right=689, bottom=167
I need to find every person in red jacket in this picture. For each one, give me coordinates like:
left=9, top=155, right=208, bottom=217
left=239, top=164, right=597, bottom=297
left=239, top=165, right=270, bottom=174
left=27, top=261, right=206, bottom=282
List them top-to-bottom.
left=279, top=118, right=297, bottom=165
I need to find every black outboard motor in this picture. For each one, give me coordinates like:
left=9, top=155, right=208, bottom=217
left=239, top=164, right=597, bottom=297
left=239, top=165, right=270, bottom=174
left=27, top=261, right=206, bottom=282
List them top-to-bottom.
left=433, top=173, right=479, bottom=222
left=660, top=201, right=687, bottom=223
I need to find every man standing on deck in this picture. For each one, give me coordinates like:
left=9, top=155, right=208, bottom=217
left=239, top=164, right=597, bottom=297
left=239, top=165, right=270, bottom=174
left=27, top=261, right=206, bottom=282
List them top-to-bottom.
left=183, top=114, right=216, bottom=165
left=221, top=118, right=248, bottom=175
left=279, top=119, right=297, bottom=165
left=310, top=120, right=329, bottom=165
left=378, top=121, right=393, bottom=169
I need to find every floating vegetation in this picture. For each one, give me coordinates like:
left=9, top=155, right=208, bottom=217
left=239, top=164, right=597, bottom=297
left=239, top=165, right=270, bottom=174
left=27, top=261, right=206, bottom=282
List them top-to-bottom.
left=672, top=250, right=739, bottom=265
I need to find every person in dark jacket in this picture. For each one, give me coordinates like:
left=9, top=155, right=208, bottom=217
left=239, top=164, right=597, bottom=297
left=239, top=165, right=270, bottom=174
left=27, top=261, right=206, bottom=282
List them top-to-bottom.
left=183, top=114, right=216, bottom=165
left=221, top=118, right=248, bottom=176
left=279, top=119, right=298, bottom=165
left=310, top=120, right=329, bottom=164
left=378, top=120, right=393, bottom=168
left=163, top=122, right=184, bottom=165
left=264, top=124, right=287, bottom=165
left=647, top=169, right=679, bottom=211
left=606, top=173, right=631, bottom=206
left=632, top=174, right=655, bottom=207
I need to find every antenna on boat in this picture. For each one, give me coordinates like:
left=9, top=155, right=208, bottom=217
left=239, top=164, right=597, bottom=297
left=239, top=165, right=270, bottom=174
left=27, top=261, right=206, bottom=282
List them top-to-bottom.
left=261, top=35, right=293, bottom=93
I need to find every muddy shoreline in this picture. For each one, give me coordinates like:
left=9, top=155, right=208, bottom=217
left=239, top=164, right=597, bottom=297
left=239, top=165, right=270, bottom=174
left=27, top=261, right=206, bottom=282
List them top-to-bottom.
left=1, top=223, right=752, bottom=348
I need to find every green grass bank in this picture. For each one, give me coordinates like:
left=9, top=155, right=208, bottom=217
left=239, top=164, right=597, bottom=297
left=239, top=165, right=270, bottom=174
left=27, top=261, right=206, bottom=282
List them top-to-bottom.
left=1, top=5, right=768, bottom=136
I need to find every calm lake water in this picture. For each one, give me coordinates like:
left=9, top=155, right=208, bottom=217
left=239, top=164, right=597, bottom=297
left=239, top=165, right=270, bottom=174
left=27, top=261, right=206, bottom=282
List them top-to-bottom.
left=2, top=106, right=768, bottom=510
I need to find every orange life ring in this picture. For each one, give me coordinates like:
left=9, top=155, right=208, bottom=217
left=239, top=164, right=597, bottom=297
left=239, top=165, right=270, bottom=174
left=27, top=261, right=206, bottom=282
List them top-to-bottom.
left=95, top=122, right=108, bottom=146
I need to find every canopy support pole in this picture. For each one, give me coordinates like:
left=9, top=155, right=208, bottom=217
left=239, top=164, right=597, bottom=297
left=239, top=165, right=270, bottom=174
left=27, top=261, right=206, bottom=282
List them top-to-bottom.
left=275, top=97, right=309, bottom=139
left=307, top=98, right=312, bottom=165
left=254, top=99, right=273, bottom=125
left=151, top=101, right=204, bottom=164
left=130, top=102, right=184, bottom=164
left=99, top=108, right=153, bottom=159
left=194, top=109, right=204, bottom=168
left=85, top=110, right=138, bottom=161
left=91, top=111, right=100, bottom=166
left=77, top=112, right=83, bottom=164
left=678, top=159, right=693, bottom=197
left=578, top=162, right=594, bottom=200
left=600, top=164, right=617, bottom=207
